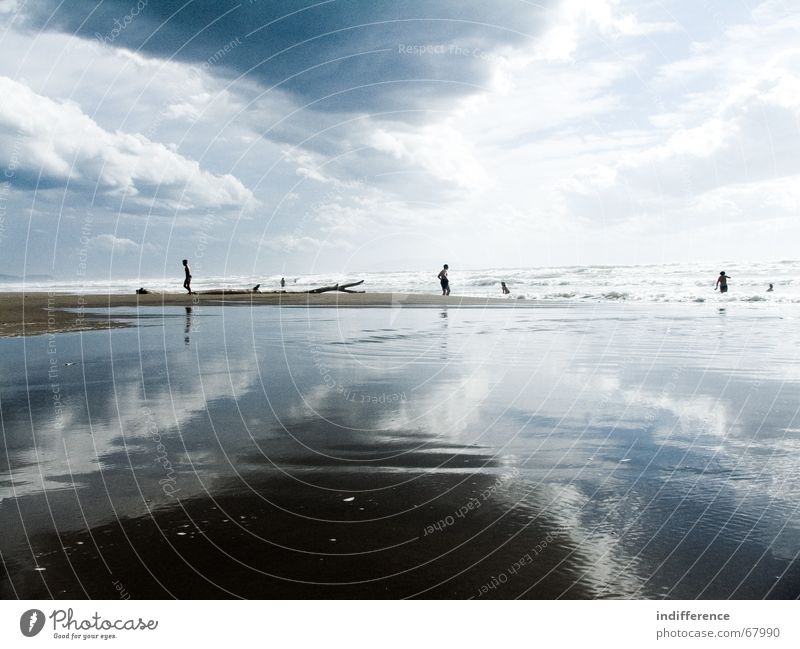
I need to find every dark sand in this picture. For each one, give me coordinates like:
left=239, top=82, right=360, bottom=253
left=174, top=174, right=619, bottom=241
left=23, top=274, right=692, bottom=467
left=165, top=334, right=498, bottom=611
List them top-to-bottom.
left=6, top=461, right=588, bottom=599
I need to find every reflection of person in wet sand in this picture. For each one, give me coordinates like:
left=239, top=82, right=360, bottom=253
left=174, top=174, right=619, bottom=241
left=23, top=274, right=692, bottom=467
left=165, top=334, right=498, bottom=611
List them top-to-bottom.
left=182, top=259, right=192, bottom=294
left=437, top=264, right=450, bottom=296
left=714, top=271, right=731, bottom=293
left=501, top=281, right=510, bottom=295
left=184, top=306, right=192, bottom=345
left=439, top=309, right=448, bottom=359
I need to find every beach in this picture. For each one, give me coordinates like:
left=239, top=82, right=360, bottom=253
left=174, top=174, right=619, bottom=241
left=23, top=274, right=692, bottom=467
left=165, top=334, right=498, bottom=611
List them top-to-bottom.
left=2, top=0, right=798, bottom=630
left=0, top=291, right=514, bottom=338
left=1, top=299, right=799, bottom=598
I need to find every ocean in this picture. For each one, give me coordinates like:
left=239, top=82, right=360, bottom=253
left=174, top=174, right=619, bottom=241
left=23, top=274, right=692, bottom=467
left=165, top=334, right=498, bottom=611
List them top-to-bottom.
left=3, top=260, right=797, bottom=303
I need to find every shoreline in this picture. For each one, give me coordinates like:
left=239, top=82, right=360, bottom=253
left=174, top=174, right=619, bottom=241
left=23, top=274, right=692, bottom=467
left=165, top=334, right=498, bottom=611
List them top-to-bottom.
left=1, top=290, right=781, bottom=339
left=0, top=291, right=525, bottom=338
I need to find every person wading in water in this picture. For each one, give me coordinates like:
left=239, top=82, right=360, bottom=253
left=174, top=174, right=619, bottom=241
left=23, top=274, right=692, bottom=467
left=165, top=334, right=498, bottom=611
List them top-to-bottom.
left=715, top=270, right=731, bottom=294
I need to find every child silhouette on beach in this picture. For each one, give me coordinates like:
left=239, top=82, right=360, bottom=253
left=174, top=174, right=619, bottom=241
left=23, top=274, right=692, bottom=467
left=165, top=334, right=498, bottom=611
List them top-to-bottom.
left=182, top=259, right=192, bottom=294
left=438, top=264, right=450, bottom=296
left=715, top=271, right=731, bottom=293
left=501, top=281, right=510, bottom=295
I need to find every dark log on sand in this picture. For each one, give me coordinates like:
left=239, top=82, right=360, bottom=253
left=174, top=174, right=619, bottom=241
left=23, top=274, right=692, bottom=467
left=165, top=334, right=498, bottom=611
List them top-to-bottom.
left=133, top=280, right=366, bottom=296
left=305, top=280, right=365, bottom=294
left=196, top=284, right=261, bottom=295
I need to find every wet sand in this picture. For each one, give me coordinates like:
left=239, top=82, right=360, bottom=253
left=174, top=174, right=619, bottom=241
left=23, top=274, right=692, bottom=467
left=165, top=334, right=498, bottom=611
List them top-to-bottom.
left=0, top=291, right=517, bottom=337
left=2, top=303, right=799, bottom=599
left=5, top=460, right=589, bottom=599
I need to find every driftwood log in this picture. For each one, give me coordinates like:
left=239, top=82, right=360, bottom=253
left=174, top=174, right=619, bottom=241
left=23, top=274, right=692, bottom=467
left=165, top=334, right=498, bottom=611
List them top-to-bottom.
left=135, top=280, right=366, bottom=296
left=305, top=280, right=365, bottom=294
left=196, top=284, right=261, bottom=295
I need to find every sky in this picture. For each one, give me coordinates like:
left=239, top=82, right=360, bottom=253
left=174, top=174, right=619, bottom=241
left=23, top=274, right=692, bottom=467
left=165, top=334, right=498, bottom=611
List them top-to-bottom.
left=0, top=0, right=798, bottom=281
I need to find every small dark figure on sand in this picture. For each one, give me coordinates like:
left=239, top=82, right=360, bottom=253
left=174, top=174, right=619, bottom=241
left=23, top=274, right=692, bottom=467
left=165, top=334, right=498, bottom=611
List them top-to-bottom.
left=182, top=259, right=192, bottom=294
left=438, top=264, right=450, bottom=296
left=715, top=270, right=731, bottom=293
left=280, top=277, right=285, bottom=289
left=501, top=281, right=510, bottom=295
left=767, top=283, right=774, bottom=292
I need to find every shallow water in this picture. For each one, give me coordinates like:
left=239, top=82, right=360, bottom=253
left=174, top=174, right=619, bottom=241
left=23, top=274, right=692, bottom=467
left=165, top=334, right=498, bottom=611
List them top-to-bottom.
left=1, top=303, right=799, bottom=598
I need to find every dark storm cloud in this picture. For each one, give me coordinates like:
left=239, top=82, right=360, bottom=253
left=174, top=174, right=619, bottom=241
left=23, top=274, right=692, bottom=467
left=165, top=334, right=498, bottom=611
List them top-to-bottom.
left=20, top=0, right=552, bottom=114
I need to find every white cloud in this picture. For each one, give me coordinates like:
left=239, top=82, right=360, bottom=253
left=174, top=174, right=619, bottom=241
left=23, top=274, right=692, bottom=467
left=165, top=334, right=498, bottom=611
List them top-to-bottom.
left=534, top=0, right=677, bottom=62
left=560, top=2, right=800, bottom=232
left=587, top=72, right=799, bottom=197
left=0, top=76, right=255, bottom=213
left=369, top=121, right=488, bottom=190
left=282, top=148, right=335, bottom=185
left=89, top=234, right=140, bottom=254
left=264, top=234, right=350, bottom=253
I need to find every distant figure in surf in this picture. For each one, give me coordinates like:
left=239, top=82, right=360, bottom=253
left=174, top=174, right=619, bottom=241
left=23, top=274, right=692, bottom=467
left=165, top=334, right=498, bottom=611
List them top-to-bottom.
left=182, top=259, right=192, bottom=295
left=438, top=264, right=450, bottom=296
left=714, top=270, right=731, bottom=293
left=280, top=277, right=285, bottom=289
left=501, top=281, right=510, bottom=295
left=767, top=283, right=774, bottom=292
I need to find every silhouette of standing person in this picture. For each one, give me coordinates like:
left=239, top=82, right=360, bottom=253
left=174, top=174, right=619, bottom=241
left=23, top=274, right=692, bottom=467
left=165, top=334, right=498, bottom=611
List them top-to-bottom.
left=182, top=259, right=192, bottom=294
left=438, top=264, right=450, bottom=296
left=715, top=270, right=731, bottom=294
left=281, top=277, right=285, bottom=289
left=501, top=281, right=510, bottom=295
